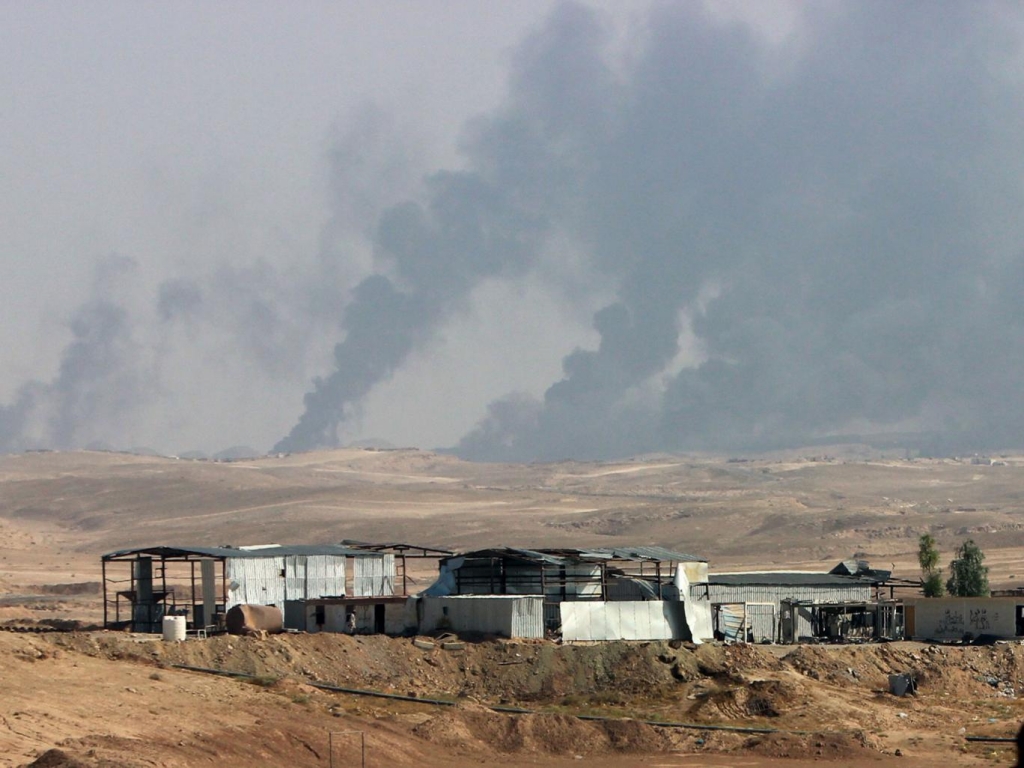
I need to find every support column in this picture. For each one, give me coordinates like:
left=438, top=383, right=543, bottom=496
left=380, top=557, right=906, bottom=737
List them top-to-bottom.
left=102, top=558, right=108, bottom=628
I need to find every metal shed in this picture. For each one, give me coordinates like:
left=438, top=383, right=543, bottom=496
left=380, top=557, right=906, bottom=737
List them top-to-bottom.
left=101, top=544, right=395, bottom=633
left=428, top=545, right=708, bottom=638
left=439, top=546, right=705, bottom=598
left=699, top=571, right=876, bottom=642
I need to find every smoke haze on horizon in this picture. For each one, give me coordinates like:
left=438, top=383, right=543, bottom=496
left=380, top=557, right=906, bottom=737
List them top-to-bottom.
left=4, top=2, right=1024, bottom=461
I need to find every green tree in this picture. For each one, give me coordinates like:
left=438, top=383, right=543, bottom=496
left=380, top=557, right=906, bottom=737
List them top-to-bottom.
left=917, top=533, right=944, bottom=597
left=946, top=539, right=989, bottom=597
left=922, top=571, right=945, bottom=598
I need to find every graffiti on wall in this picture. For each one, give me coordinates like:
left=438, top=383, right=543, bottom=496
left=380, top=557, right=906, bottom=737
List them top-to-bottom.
left=969, top=608, right=990, bottom=631
left=935, top=609, right=964, bottom=635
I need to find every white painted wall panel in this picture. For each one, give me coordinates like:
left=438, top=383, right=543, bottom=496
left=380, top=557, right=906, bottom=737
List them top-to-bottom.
left=304, top=555, right=346, bottom=598
left=353, top=555, right=396, bottom=596
left=226, top=557, right=285, bottom=608
left=684, top=595, right=713, bottom=643
left=419, top=596, right=544, bottom=638
left=907, top=597, right=1021, bottom=641
left=560, top=601, right=690, bottom=641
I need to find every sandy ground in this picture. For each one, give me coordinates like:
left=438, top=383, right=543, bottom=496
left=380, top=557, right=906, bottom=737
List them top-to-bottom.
left=5, top=447, right=1024, bottom=766
left=3, top=629, right=1022, bottom=767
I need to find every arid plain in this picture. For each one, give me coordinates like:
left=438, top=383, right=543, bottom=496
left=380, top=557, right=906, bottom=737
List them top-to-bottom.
left=3, top=447, right=1024, bottom=767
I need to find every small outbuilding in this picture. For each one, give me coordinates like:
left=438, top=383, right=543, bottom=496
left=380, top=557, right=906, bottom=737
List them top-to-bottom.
left=101, top=544, right=399, bottom=633
left=421, top=545, right=711, bottom=641
left=700, top=567, right=896, bottom=643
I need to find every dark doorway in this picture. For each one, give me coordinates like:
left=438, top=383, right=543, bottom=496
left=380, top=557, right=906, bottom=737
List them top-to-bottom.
left=374, top=603, right=386, bottom=634
left=1016, top=605, right=1024, bottom=637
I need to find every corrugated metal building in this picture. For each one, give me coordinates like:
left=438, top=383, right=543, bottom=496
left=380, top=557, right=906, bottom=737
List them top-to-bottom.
left=101, top=544, right=396, bottom=632
left=424, top=545, right=710, bottom=641
left=698, top=572, right=874, bottom=642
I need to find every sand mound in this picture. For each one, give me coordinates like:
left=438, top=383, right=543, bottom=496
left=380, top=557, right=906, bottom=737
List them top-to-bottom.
left=691, top=678, right=799, bottom=720
left=412, top=702, right=671, bottom=756
left=743, top=730, right=877, bottom=759
left=21, top=749, right=88, bottom=768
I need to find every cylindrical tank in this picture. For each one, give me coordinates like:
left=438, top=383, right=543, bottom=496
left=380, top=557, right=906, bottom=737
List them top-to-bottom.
left=226, top=604, right=284, bottom=636
left=162, top=615, right=187, bottom=642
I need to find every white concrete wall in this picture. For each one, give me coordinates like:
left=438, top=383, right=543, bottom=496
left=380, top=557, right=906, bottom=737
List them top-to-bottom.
left=419, top=596, right=545, bottom=638
left=907, top=597, right=1022, bottom=641
left=305, top=600, right=414, bottom=635
left=385, top=600, right=416, bottom=635
left=560, top=600, right=690, bottom=641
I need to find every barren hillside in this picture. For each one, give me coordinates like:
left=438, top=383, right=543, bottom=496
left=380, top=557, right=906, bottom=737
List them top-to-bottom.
left=4, top=448, right=1024, bottom=603
left=4, top=449, right=1024, bottom=767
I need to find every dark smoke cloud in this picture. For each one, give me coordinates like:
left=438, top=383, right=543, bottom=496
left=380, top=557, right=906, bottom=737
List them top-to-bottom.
left=281, top=0, right=1024, bottom=460
left=6, top=2, right=1021, bottom=461
left=452, top=3, right=1024, bottom=460
left=274, top=149, right=551, bottom=452
left=0, top=259, right=146, bottom=452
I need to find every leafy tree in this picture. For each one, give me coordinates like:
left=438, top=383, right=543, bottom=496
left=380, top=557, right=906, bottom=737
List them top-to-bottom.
left=918, top=533, right=944, bottom=597
left=946, top=539, right=989, bottom=597
left=922, top=571, right=945, bottom=598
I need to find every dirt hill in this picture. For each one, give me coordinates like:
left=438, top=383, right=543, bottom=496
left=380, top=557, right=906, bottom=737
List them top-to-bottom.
left=5, top=448, right=1024, bottom=765
left=4, top=629, right=1023, bottom=767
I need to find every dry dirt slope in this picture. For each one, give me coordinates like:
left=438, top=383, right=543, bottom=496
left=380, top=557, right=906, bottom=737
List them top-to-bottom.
left=3, top=448, right=1024, bottom=598
left=5, top=448, right=1024, bottom=766
left=3, top=629, right=1023, bottom=767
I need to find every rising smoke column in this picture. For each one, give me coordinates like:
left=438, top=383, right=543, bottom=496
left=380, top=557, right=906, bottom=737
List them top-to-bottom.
left=271, top=1, right=1024, bottom=460
left=456, top=2, right=1024, bottom=460
left=274, top=4, right=612, bottom=453
left=272, top=173, right=548, bottom=452
left=0, top=293, right=144, bottom=452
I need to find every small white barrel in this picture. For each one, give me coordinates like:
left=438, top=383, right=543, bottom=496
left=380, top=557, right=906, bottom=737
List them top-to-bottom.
left=162, top=615, right=187, bottom=642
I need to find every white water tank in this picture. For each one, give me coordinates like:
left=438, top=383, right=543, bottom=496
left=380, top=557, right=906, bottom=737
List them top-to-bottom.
left=162, top=615, right=186, bottom=642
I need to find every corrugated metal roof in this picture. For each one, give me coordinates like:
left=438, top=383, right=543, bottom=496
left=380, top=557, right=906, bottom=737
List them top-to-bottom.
left=340, top=540, right=455, bottom=556
left=102, top=544, right=377, bottom=560
left=452, top=545, right=705, bottom=566
left=594, top=546, right=705, bottom=563
left=456, top=548, right=570, bottom=566
left=828, top=559, right=893, bottom=582
left=706, top=572, right=870, bottom=587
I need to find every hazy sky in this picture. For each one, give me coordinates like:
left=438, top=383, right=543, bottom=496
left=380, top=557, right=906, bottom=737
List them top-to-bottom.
left=4, top=2, right=1024, bottom=460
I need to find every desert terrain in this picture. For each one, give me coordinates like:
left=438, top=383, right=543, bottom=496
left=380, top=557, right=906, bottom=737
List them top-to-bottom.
left=3, top=447, right=1024, bottom=766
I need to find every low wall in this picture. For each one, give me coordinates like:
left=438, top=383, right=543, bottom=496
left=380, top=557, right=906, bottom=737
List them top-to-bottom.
left=419, top=595, right=545, bottom=638
left=906, top=597, right=1022, bottom=641
left=304, top=600, right=415, bottom=635
left=560, top=600, right=690, bottom=642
